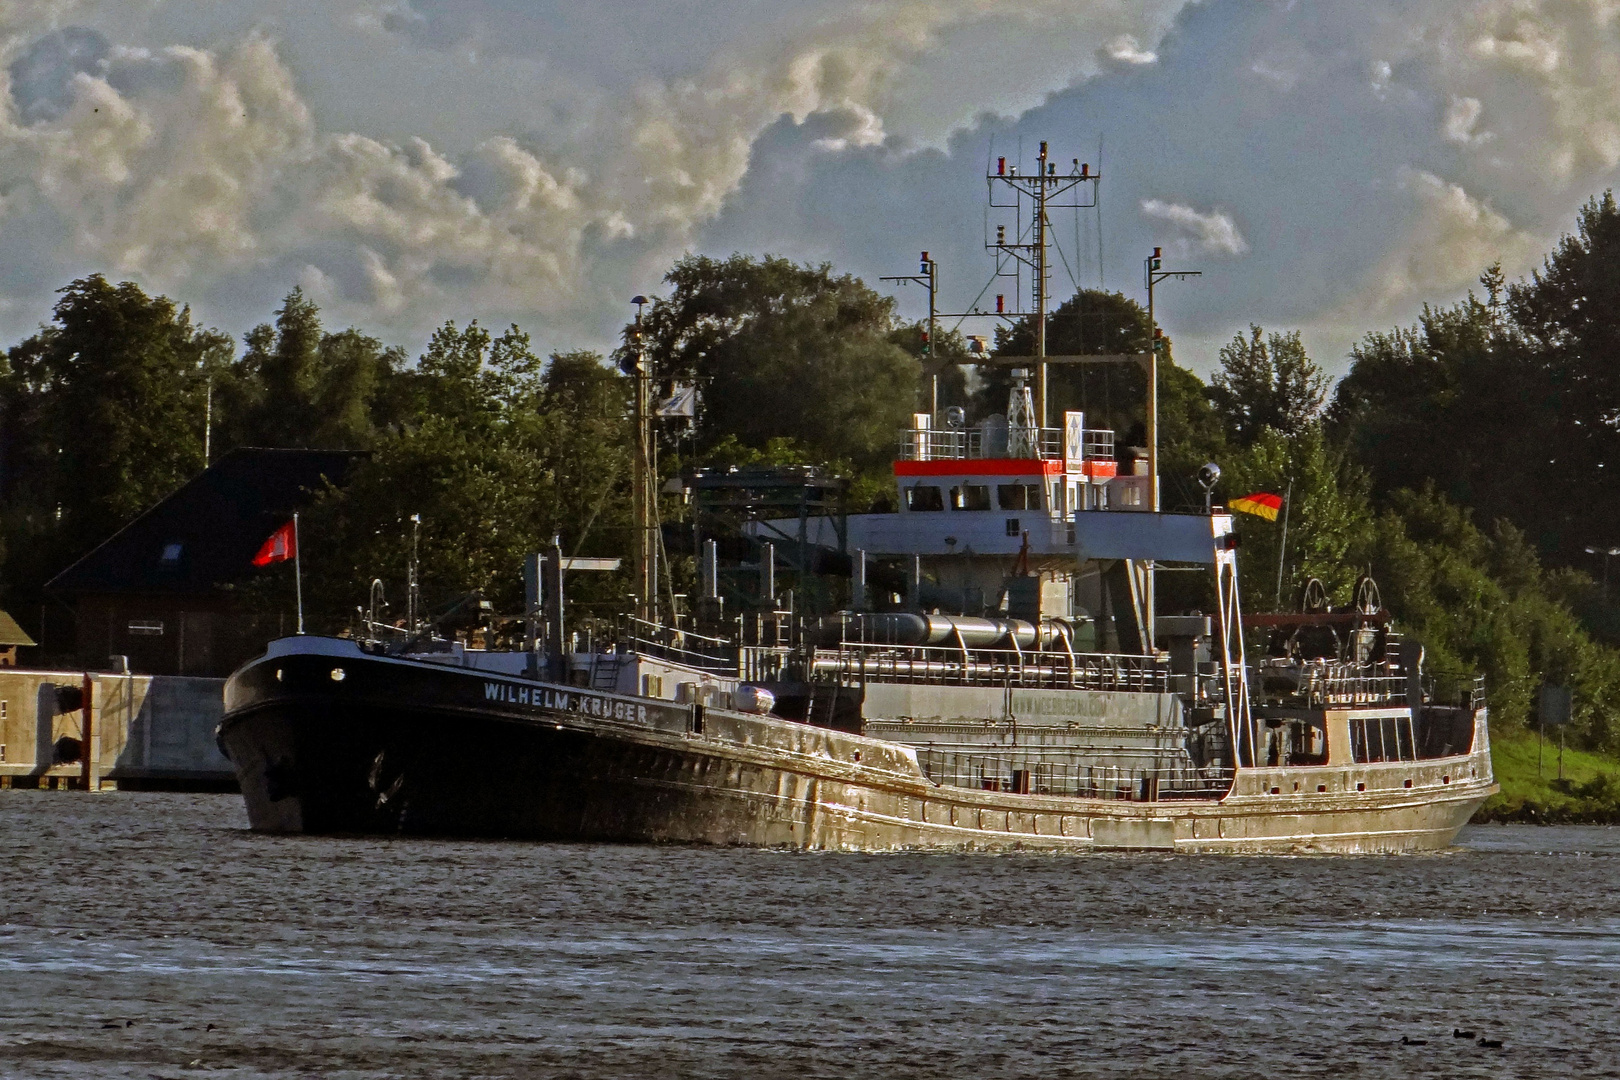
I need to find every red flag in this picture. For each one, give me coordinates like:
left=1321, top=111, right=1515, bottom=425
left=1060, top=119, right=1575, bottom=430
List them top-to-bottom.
left=252, top=520, right=298, bottom=566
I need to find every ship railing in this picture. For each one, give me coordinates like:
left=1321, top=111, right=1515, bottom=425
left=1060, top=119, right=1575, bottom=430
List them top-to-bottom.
left=896, top=426, right=1115, bottom=462
left=899, top=428, right=982, bottom=460
left=616, top=616, right=740, bottom=675
left=810, top=643, right=1171, bottom=693
left=1293, top=660, right=1407, bottom=707
left=915, top=747, right=1233, bottom=800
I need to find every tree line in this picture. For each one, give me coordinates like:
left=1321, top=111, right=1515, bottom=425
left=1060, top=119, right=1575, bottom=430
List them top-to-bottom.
left=7, top=197, right=1620, bottom=748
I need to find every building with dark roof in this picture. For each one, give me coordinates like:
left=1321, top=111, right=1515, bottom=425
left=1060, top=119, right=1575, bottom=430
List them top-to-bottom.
left=46, top=448, right=364, bottom=676
left=0, top=608, right=36, bottom=666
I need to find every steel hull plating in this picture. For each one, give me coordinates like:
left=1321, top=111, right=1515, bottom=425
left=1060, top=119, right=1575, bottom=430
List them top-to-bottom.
left=220, top=639, right=1495, bottom=853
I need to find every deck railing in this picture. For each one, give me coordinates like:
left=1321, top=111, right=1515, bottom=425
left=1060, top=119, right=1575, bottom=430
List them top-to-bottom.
left=898, top=426, right=1115, bottom=462
left=617, top=616, right=739, bottom=674
left=810, top=643, right=1171, bottom=693
left=1293, top=660, right=1407, bottom=706
left=915, top=747, right=1232, bottom=800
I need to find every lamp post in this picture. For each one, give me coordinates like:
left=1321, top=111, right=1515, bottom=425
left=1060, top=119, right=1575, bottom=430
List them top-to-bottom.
left=1144, top=247, right=1200, bottom=513
left=882, top=252, right=938, bottom=417
left=1585, top=545, right=1620, bottom=600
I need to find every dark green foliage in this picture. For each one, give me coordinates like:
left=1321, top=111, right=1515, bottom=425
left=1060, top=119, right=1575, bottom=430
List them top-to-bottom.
left=1329, top=195, right=1620, bottom=565
left=625, top=254, right=921, bottom=471
left=0, top=275, right=230, bottom=616
left=218, top=288, right=408, bottom=451
left=976, top=289, right=1155, bottom=436
left=976, top=289, right=1226, bottom=511
left=887, top=321, right=970, bottom=413
left=1212, top=325, right=1328, bottom=445
left=298, top=329, right=630, bottom=629
left=1217, top=426, right=1373, bottom=613
left=1359, top=489, right=1620, bottom=747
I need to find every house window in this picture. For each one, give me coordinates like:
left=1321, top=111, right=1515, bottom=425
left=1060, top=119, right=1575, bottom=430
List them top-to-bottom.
left=906, top=485, right=944, bottom=511
left=160, top=543, right=183, bottom=564
left=128, top=620, right=165, bottom=636
left=1, top=700, right=7, bottom=720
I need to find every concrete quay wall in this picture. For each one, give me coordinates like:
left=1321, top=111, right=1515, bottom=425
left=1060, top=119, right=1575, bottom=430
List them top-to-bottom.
left=0, top=669, right=232, bottom=791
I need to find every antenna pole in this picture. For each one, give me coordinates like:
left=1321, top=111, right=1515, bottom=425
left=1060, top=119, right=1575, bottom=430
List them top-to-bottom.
left=1034, top=141, right=1049, bottom=428
left=928, top=257, right=938, bottom=417
left=1275, top=481, right=1292, bottom=609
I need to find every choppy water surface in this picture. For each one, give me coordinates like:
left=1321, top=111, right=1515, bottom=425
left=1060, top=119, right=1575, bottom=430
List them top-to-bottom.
left=2, top=794, right=1619, bottom=1078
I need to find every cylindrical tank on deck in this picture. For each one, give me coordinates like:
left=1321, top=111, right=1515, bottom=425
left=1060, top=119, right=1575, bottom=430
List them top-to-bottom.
left=814, top=612, right=1058, bottom=650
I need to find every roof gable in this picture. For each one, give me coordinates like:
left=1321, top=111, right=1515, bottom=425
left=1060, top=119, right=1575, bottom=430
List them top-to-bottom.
left=47, top=447, right=365, bottom=596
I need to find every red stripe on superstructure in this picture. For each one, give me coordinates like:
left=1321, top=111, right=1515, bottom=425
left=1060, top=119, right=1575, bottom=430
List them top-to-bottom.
left=893, top=458, right=1064, bottom=477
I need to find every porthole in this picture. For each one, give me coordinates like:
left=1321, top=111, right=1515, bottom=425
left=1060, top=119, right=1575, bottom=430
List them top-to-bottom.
left=330, top=668, right=346, bottom=682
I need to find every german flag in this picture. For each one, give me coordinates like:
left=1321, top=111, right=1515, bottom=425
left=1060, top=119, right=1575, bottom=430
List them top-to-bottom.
left=1229, top=492, right=1283, bottom=521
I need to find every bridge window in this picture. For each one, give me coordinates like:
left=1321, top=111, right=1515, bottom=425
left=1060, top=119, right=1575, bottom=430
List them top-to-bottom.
left=997, top=483, right=1041, bottom=510
left=906, top=484, right=944, bottom=512
left=950, top=484, right=991, bottom=511
left=1350, top=715, right=1417, bottom=763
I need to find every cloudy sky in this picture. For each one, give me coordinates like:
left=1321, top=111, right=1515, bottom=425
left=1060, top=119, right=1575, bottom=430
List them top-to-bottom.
left=0, top=0, right=1614, bottom=376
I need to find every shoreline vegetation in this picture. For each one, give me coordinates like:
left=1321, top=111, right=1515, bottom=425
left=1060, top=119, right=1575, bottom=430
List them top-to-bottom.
left=1476, top=733, right=1620, bottom=824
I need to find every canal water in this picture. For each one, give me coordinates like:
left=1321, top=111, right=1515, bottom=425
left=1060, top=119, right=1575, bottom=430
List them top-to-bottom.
left=2, top=792, right=1617, bottom=1078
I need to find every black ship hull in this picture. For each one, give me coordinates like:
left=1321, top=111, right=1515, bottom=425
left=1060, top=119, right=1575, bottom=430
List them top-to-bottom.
left=220, top=637, right=1495, bottom=851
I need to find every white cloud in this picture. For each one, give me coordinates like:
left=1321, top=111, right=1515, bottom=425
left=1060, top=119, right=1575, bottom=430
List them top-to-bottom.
left=0, top=0, right=1197, bottom=343
left=1104, top=34, right=1157, bottom=64
left=1442, top=94, right=1491, bottom=145
left=1325, top=168, right=1538, bottom=332
left=1140, top=199, right=1249, bottom=256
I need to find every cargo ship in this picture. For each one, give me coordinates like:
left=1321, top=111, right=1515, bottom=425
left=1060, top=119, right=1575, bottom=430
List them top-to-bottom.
left=217, top=144, right=1494, bottom=851
left=218, top=367, right=1493, bottom=851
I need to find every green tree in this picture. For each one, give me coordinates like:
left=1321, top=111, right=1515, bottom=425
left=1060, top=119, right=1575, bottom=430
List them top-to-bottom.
left=625, top=254, right=920, bottom=471
left=0, top=276, right=232, bottom=617
left=220, top=288, right=407, bottom=451
left=976, top=289, right=1157, bottom=437
left=978, top=289, right=1225, bottom=510
left=887, top=321, right=969, bottom=414
left=1211, top=325, right=1328, bottom=445
left=299, top=333, right=631, bottom=630
left=1218, top=425, right=1374, bottom=613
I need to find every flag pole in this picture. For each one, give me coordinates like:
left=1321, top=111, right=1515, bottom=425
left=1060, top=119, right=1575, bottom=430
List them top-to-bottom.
left=1274, top=480, right=1292, bottom=610
left=294, top=513, right=305, bottom=635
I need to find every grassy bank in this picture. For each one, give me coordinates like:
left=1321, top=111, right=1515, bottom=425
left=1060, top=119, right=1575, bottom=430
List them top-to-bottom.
left=1475, top=730, right=1620, bottom=823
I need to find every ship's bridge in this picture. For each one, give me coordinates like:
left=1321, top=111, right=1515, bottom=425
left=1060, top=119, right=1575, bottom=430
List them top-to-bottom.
left=895, top=411, right=1149, bottom=516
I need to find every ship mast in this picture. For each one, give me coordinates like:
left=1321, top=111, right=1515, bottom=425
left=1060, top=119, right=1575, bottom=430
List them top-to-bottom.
left=981, top=141, right=1099, bottom=428
left=630, top=295, right=656, bottom=622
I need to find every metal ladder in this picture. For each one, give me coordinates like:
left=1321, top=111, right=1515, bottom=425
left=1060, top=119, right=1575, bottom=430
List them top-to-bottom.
left=589, top=655, right=622, bottom=692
